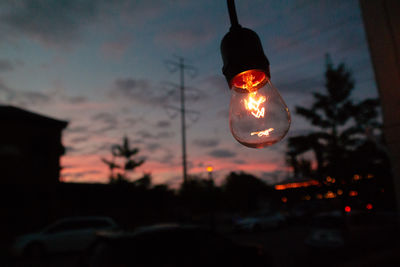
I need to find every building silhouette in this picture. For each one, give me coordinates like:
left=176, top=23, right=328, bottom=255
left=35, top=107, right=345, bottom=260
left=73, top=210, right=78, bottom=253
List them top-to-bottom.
left=0, top=105, right=68, bottom=185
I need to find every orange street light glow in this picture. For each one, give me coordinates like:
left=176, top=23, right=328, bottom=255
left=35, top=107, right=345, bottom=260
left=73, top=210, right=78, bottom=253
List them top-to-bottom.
left=251, top=128, right=274, bottom=137
left=206, top=166, right=213, bottom=172
left=275, top=180, right=319, bottom=190
left=349, top=190, right=358, bottom=197
left=324, top=191, right=336, bottom=199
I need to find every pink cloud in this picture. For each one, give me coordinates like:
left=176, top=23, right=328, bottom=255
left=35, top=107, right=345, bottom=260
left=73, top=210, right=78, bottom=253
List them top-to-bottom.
left=100, top=40, right=130, bottom=59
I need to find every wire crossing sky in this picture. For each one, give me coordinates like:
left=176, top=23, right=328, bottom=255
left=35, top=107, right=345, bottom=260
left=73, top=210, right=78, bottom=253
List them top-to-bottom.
left=0, top=0, right=377, bottom=187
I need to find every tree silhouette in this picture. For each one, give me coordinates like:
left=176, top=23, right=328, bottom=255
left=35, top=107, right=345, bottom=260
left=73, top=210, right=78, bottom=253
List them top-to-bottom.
left=287, top=55, right=383, bottom=185
left=102, top=136, right=145, bottom=183
left=222, top=172, right=273, bottom=213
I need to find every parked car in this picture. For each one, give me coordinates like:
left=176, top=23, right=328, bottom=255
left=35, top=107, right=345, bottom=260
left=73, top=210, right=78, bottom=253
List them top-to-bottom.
left=233, top=211, right=286, bottom=232
left=304, top=211, right=347, bottom=249
left=11, top=216, right=119, bottom=257
left=81, top=224, right=270, bottom=267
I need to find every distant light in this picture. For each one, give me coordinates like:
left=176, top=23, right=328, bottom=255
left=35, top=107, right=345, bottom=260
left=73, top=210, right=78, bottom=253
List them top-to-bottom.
left=206, top=166, right=213, bottom=172
left=353, top=174, right=361, bottom=181
left=367, top=174, right=374, bottom=179
left=326, top=176, right=333, bottom=182
left=274, top=180, right=319, bottom=190
left=380, top=188, right=385, bottom=193
left=337, top=189, right=343, bottom=195
left=349, top=190, right=358, bottom=197
left=324, top=191, right=336, bottom=199
left=316, top=194, right=323, bottom=200
left=305, top=195, right=311, bottom=201
left=281, top=197, right=288, bottom=203
left=366, top=203, right=373, bottom=210
left=345, top=206, right=351, bottom=213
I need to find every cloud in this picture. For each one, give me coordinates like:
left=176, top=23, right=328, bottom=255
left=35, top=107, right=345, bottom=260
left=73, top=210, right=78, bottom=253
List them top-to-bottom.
left=0, top=0, right=99, bottom=47
left=154, top=20, right=216, bottom=49
left=100, top=40, right=130, bottom=59
left=0, top=59, right=14, bottom=72
left=202, top=75, right=227, bottom=92
left=276, top=76, right=323, bottom=94
left=0, top=78, right=52, bottom=106
left=112, top=78, right=164, bottom=105
left=0, top=79, right=13, bottom=99
left=68, top=96, right=88, bottom=104
left=217, top=108, right=229, bottom=119
left=91, top=112, right=117, bottom=125
left=124, top=117, right=143, bottom=127
left=156, top=120, right=171, bottom=128
left=65, top=125, right=89, bottom=133
left=136, top=130, right=174, bottom=139
left=70, top=136, right=89, bottom=143
left=192, top=138, right=219, bottom=148
left=146, top=142, right=161, bottom=152
left=209, top=149, right=236, bottom=158
left=233, top=159, right=246, bottom=164
left=62, top=169, right=102, bottom=179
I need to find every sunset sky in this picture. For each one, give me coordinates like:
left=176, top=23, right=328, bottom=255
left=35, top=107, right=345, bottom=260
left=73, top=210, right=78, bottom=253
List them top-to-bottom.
left=0, top=0, right=378, bottom=187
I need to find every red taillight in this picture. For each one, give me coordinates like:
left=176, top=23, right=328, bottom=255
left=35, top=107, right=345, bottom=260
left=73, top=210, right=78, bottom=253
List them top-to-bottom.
left=366, top=203, right=373, bottom=210
left=345, top=206, right=351, bottom=213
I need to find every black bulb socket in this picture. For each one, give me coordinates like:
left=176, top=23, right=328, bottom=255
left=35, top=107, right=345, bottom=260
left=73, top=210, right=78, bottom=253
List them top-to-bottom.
left=220, top=26, right=270, bottom=88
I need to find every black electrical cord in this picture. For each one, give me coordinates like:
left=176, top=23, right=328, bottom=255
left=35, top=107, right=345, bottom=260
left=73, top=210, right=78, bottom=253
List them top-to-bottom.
left=227, top=0, right=241, bottom=29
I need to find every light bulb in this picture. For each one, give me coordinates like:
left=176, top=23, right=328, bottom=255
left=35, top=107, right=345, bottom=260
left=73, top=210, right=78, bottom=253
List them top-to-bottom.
left=229, top=69, right=291, bottom=148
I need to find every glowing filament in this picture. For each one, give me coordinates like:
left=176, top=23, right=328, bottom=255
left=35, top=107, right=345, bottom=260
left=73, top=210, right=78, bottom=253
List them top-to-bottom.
left=244, top=74, right=256, bottom=91
left=244, top=93, right=266, bottom=118
left=251, top=128, right=274, bottom=137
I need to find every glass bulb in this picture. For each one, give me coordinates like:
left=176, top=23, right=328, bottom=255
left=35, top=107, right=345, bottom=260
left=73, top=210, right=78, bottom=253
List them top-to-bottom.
left=229, top=69, right=291, bottom=148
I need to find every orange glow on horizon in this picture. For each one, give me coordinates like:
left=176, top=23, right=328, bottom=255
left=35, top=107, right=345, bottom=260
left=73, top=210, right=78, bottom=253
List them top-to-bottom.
left=61, top=153, right=283, bottom=185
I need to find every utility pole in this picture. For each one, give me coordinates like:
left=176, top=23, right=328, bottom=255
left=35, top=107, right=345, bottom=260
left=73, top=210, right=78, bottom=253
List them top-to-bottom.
left=165, top=56, right=197, bottom=185
left=179, top=57, right=188, bottom=185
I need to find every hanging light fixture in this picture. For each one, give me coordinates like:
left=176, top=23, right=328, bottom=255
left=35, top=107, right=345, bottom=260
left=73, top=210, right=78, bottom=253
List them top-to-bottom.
left=220, top=0, right=291, bottom=148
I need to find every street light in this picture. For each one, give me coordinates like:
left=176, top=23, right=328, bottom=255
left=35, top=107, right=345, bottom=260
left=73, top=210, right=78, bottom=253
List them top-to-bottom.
left=220, top=0, right=291, bottom=148
left=206, top=166, right=213, bottom=181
